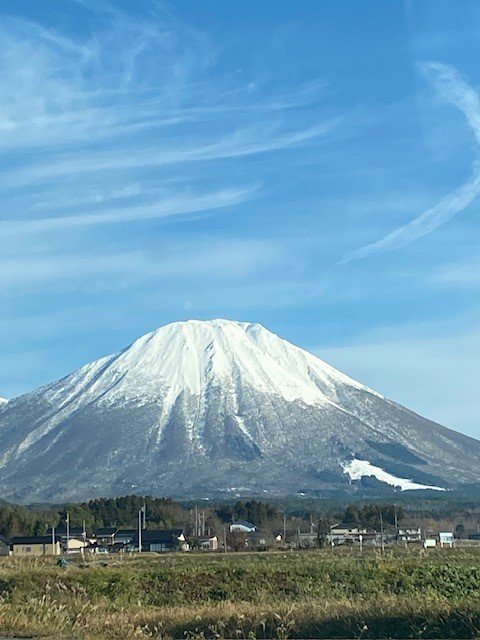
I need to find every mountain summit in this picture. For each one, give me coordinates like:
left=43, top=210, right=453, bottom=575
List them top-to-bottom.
left=0, top=319, right=479, bottom=502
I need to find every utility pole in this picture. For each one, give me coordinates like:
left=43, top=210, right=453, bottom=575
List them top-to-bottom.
left=142, top=500, right=146, bottom=530
left=194, top=504, right=198, bottom=536
left=394, top=507, right=399, bottom=539
left=138, top=510, right=142, bottom=553
left=66, top=512, right=70, bottom=555
left=380, top=512, right=385, bottom=555
left=283, top=513, right=287, bottom=545
left=82, top=519, right=86, bottom=555
left=51, top=525, right=56, bottom=555
left=223, top=526, right=227, bottom=553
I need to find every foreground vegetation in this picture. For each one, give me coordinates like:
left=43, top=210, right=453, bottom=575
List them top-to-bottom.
left=2, top=548, right=480, bottom=639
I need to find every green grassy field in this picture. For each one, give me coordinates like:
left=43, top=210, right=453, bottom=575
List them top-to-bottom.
left=1, top=548, right=480, bottom=639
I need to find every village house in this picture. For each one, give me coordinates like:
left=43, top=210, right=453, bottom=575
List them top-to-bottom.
left=328, top=523, right=368, bottom=544
left=330, top=523, right=367, bottom=536
left=46, top=526, right=88, bottom=554
left=47, top=526, right=84, bottom=539
left=397, top=526, right=422, bottom=543
left=94, top=527, right=118, bottom=546
left=105, top=529, right=137, bottom=552
left=115, top=529, right=137, bottom=544
left=134, top=529, right=187, bottom=552
left=188, top=534, right=218, bottom=551
left=11, top=535, right=61, bottom=556
left=65, top=538, right=88, bottom=554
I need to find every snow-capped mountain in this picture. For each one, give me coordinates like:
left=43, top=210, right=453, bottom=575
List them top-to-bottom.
left=0, top=319, right=479, bottom=502
left=0, top=398, right=7, bottom=405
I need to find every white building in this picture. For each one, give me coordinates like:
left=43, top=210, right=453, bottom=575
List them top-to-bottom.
left=229, top=521, right=256, bottom=533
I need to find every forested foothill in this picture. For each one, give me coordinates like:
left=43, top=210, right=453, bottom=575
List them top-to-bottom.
left=1, top=488, right=480, bottom=540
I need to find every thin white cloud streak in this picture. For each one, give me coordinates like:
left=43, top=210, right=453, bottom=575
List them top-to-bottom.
left=0, top=1, right=337, bottom=245
left=0, top=2, right=337, bottom=323
left=0, top=9, right=331, bottom=161
left=341, top=62, right=480, bottom=264
left=0, top=80, right=327, bottom=151
left=0, top=87, right=329, bottom=152
left=1, top=120, right=337, bottom=191
left=31, top=183, right=148, bottom=211
left=0, top=187, right=256, bottom=234
left=0, top=237, right=290, bottom=291
left=433, top=261, right=480, bottom=287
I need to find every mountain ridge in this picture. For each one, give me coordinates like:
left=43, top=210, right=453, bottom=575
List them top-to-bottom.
left=0, top=318, right=479, bottom=503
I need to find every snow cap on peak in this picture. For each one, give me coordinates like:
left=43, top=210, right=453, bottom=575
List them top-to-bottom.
left=73, top=316, right=378, bottom=408
left=145, top=318, right=273, bottom=345
left=155, top=318, right=266, bottom=332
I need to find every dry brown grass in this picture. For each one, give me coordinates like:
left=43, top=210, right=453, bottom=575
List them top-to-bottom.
left=1, top=550, right=480, bottom=639
left=2, top=593, right=480, bottom=640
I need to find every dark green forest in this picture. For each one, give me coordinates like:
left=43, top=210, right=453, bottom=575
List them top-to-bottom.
left=1, top=490, right=479, bottom=539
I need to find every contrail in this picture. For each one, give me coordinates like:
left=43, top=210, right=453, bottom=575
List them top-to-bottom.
left=341, top=63, right=480, bottom=264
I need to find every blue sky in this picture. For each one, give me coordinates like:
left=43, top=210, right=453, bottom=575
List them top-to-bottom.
left=1, top=0, right=480, bottom=437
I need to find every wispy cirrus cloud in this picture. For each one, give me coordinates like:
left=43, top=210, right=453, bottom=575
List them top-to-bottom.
left=0, top=1, right=336, bottom=306
left=0, top=2, right=333, bottom=220
left=341, top=62, right=480, bottom=263
left=1, top=121, right=337, bottom=192
left=1, top=186, right=256, bottom=234
left=0, top=236, right=295, bottom=293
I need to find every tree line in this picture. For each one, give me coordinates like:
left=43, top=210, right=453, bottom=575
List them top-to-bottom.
left=0, top=494, right=477, bottom=539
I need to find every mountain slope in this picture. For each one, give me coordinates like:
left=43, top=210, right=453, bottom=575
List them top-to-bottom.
left=0, top=319, right=479, bottom=502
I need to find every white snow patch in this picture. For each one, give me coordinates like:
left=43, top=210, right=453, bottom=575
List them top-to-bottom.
left=0, top=397, right=8, bottom=405
left=342, top=458, right=445, bottom=491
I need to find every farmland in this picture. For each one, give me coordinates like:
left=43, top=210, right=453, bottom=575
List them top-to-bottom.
left=1, top=547, right=480, bottom=639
